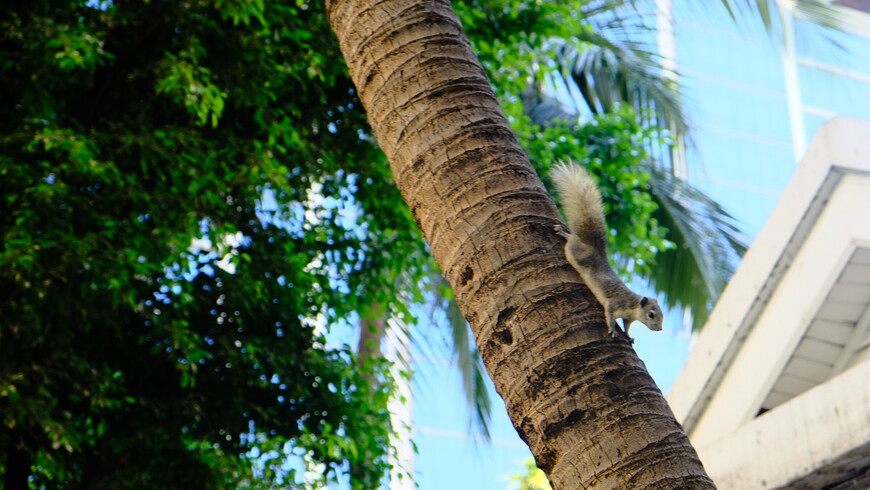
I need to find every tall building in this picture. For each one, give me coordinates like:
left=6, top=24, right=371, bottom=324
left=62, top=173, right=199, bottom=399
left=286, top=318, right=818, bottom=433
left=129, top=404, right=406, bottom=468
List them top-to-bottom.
left=669, top=0, right=870, bottom=238
left=666, top=3, right=870, bottom=487
left=669, top=117, right=870, bottom=489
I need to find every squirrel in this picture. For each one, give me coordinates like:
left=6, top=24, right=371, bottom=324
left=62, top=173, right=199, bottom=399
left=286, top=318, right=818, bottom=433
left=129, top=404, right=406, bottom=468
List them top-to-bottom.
left=550, top=161, right=663, bottom=341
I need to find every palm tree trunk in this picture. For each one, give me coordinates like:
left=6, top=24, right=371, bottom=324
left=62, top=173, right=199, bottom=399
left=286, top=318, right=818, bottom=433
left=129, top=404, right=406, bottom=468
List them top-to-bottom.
left=325, top=0, right=714, bottom=487
left=355, top=303, right=415, bottom=489
left=357, top=303, right=386, bottom=371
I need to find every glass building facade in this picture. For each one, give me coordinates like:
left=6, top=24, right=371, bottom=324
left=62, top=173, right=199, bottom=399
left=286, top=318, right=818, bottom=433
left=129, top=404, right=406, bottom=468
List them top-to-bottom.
left=670, top=1, right=870, bottom=239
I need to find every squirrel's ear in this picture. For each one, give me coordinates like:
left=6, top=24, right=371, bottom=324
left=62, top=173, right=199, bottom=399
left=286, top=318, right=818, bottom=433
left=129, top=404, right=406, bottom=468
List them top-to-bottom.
left=640, top=297, right=649, bottom=307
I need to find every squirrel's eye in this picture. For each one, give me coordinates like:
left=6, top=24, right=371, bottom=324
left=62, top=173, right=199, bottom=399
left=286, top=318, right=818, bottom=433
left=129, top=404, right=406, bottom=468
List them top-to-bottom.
left=648, top=312, right=655, bottom=319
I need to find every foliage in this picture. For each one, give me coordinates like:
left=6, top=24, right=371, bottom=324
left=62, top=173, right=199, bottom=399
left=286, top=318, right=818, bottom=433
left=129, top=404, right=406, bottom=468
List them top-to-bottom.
left=0, top=0, right=425, bottom=487
left=715, top=0, right=853, bottom=33
left=520, top=106, right=672, bottom=277
left=645, top=165, right=747, bottom=329
left=424, top=275, right=493, bottom=439
left=510, top=458, right=552, bottom=490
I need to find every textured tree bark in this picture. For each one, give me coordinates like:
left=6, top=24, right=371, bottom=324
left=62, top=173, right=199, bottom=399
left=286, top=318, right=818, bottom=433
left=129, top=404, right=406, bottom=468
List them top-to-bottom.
left=325, top=0, right=715, bottom=487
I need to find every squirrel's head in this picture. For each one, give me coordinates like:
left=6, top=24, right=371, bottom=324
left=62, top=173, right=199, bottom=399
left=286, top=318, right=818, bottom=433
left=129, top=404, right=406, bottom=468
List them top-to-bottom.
left=639, top=297, right=663, bottom=332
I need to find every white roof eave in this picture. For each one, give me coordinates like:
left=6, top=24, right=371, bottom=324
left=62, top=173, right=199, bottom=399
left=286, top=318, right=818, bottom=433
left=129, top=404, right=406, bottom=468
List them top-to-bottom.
left=666, top=117, right=870, bottom=435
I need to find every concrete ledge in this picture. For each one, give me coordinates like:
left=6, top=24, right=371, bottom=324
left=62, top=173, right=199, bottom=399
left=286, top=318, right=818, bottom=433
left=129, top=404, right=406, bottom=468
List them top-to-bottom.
left=667, top=117, right=870, bottom=434
left=696, top=359, right=870, bottom=489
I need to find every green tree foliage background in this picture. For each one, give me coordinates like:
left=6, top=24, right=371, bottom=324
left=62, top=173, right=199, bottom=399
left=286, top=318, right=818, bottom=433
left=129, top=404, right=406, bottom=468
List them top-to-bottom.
left=0, top=0, right=416, bottom=487
left=1, top=0, right=731, bottom=487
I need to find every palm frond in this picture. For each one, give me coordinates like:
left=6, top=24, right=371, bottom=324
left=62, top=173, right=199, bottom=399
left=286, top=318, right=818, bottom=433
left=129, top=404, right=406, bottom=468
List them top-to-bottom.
left=549, top=0, right=689, bottom=142
left=715, top=0, right=853, bottom=32
left=557, top=41, right=689, bottom=138
left=521, top=83, right=580, bottom=128
left=644, top=164, right=747, bottom=330
left=428, top=274, right=493, bottom=441
left=446, top=294, right=493, bottom=440
left=469, top=349, right=492, bottom=440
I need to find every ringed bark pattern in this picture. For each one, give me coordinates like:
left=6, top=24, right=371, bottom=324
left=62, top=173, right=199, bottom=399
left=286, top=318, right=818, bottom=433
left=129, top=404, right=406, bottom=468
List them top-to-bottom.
left=326, top=0, right=714, bottom=487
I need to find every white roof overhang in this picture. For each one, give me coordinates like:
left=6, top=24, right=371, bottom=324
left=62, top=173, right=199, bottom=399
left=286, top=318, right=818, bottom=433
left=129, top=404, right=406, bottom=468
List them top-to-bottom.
left=666, top=117, right=870, bottom=487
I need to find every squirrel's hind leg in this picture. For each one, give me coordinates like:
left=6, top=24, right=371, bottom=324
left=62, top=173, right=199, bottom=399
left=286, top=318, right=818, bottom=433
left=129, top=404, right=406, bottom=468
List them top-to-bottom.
left=605, top=308, right=618, bottom=338
left=621, top=320, right=635, bottom=344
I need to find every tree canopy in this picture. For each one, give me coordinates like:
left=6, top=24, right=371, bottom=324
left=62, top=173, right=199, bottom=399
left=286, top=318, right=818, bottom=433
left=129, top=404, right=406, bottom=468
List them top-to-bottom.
left=1, top=1, right=412, bottom=487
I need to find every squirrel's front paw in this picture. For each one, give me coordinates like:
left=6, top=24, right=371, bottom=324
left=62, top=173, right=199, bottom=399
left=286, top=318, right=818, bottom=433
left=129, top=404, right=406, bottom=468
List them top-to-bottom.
left=608, top=322, right=632, bottom=343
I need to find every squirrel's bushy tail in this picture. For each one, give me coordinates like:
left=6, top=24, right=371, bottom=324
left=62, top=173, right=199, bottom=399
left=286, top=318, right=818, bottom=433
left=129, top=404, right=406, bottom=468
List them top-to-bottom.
left=550, top=161, right=608, bottom=250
